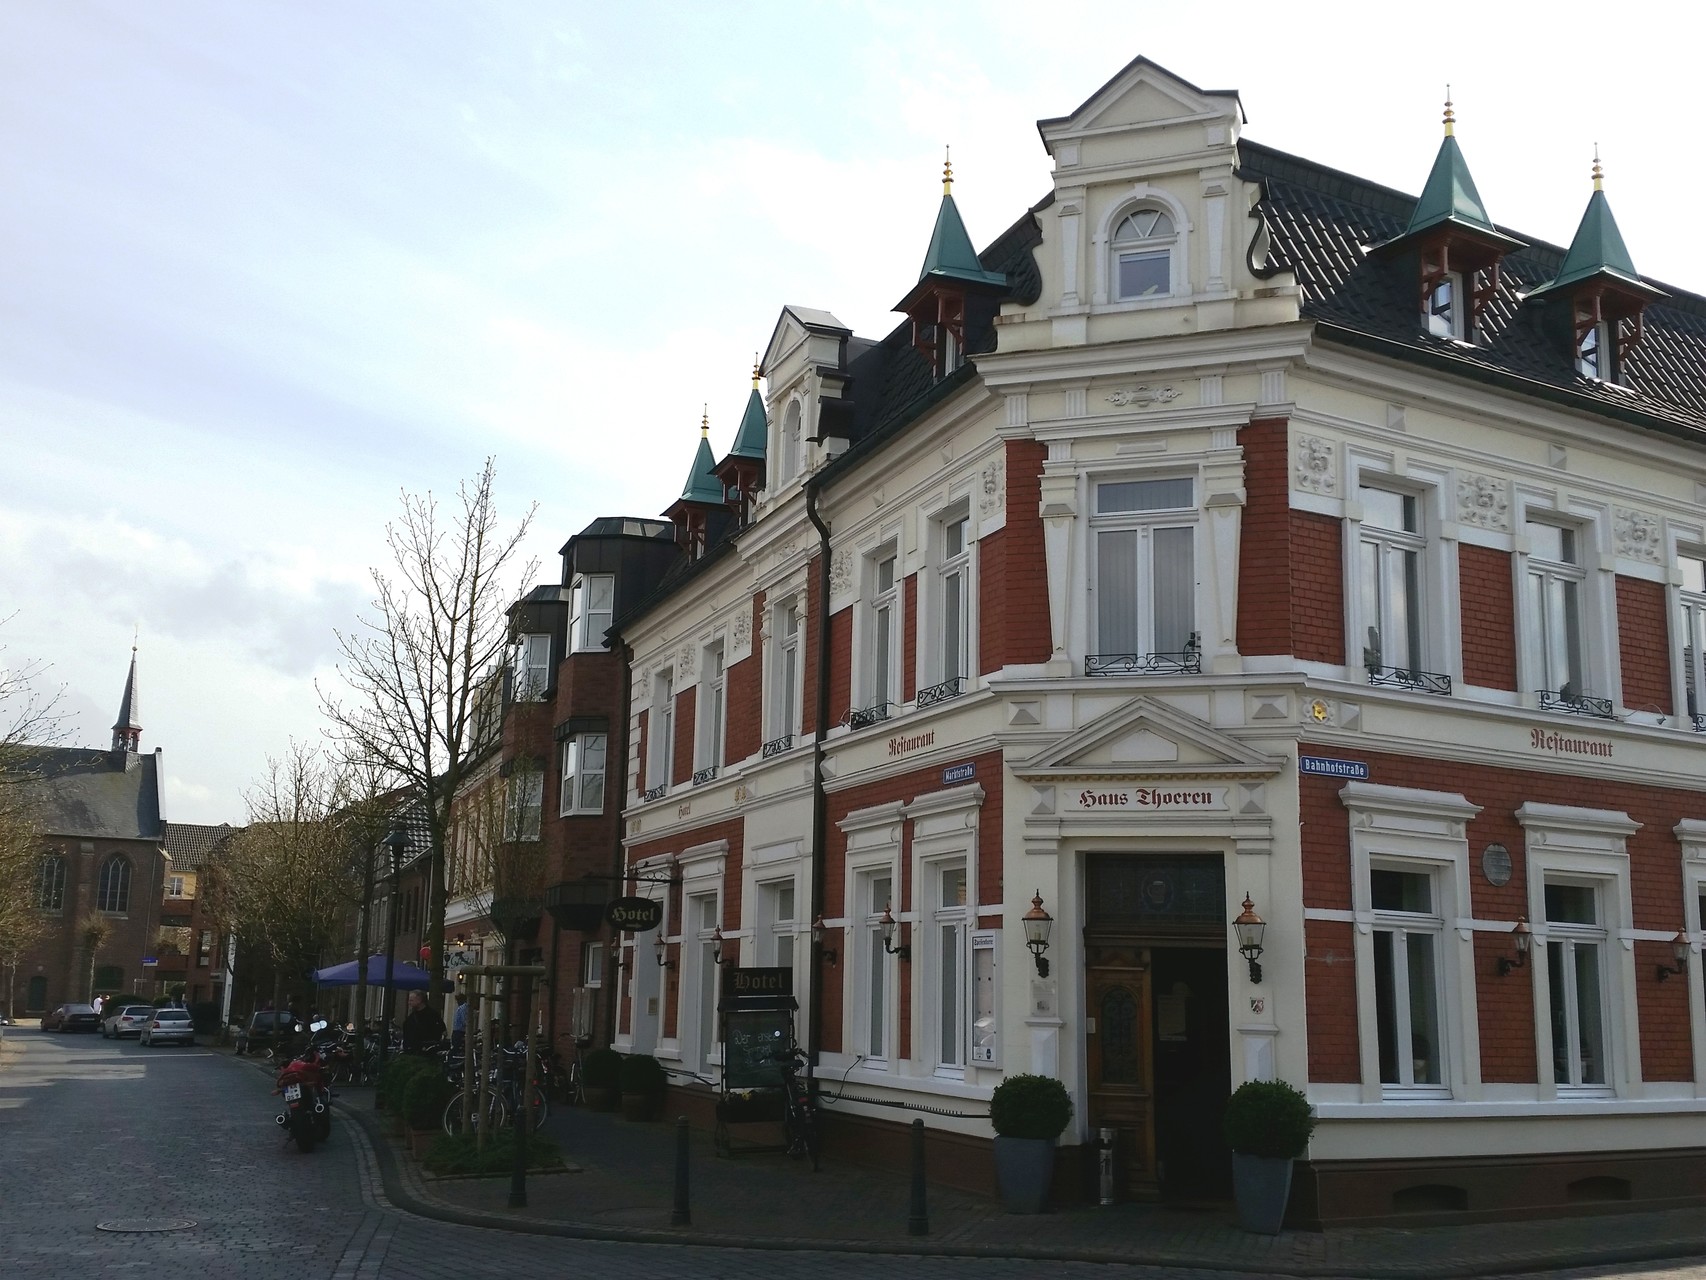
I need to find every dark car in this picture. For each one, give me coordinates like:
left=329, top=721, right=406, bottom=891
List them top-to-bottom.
left=43, top=1003, right=100, bottom=1032
left=234, top=1010, right=297, bottom=1056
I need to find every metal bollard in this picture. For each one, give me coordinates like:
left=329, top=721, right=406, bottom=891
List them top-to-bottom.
left=671, top=1116, right=691, bottom=1226
left=907, top=1118, right=929, bottom=1236
left=1098, top=1127, right=1116, bottom=1206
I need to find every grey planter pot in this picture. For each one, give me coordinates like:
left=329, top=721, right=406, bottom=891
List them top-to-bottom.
left=993, top=1135, right=1056, bottom=1214
left=1231, top=1151, right=1294, bottom=1234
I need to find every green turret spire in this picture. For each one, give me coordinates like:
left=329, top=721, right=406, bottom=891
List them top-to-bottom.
left=1402, top=91, right=1499, bottom=238
left=916, top=148, right=1007, bottom=290
left=1530, top=151, right=1656, bottom=298
left=727, top=358, right=768, bottom=460
left=679, top=407, right=724, bottom=503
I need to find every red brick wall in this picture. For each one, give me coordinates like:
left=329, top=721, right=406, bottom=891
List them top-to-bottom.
left=1237, top=417, right=1293, bottom=656
left=1000, top=438, right=1051, bottom=666
left=1291, top=512, right=1345, bottom=665
left=978, top=525, right=1007, bottom=675
left=1460, top=544, right=1518, bottom=690
left=803, top=555, right=823, bottom=736
left=902, top=575, right=918, bottom=701
left=1617, top=575, right=1672, bottom=715
left=727, top=592, right=765, bottom=761
left=828, top=606, right=852, bottom=727
left=672, top=688, right=695, bottom=786
left=1299, top=742, right=1698, bottom=1085
left=1304, top=918, right=1359, bottom=1083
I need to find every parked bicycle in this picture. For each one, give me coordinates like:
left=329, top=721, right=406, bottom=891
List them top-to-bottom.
left=441, top=1039, right=549, bottom=1137
left=773, top=1045, right=820, bottom=1170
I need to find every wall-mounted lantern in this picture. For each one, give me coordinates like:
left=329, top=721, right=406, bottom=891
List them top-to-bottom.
left=1022, top=892, right=1053, bottom=978
left=1233, top=894, right=1266, bottom=984
left=1496, top=917, right=1532, bottom=977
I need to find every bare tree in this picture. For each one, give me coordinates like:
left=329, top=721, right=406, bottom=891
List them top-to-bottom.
left=320, top=458, right=537, bottom=995
left=0, top=620, right=65, bottom=1012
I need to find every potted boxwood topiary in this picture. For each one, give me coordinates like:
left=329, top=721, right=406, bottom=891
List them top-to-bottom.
left=582, top=1047, right=622, bottom=1112
left=618, top=1052, right=667, bottom=1121
left=403, top=1070, right=457, bottom=1155
left=989, top=1073, right=1073, bottom=1213
left=1222, top=1078, right=1316, bottom=1234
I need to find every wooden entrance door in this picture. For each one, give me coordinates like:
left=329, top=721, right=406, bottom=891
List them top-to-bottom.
left=1085, top=943, right=1156, bottom=1199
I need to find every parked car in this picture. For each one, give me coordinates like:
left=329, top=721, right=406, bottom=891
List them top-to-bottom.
left=42, top=1003, right=100, bottom=1032
left=101, top=1005, right=157, bottom=1039
left=140, top=1008, right=195, bottom=1047
left=233, top=1010, right=297, bottom=1056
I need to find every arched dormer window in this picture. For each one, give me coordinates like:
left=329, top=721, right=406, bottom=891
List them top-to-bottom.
left=1111, top=207, right=1177, bottom=300
left=780, top=400, right=802, bottom=483
left=36, top=854, right=65, bottom=911
left=97, top=854, right=132, bottom=913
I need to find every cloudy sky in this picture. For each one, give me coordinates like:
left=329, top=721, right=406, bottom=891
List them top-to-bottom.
left=1, top=1, right=1697, bottom=823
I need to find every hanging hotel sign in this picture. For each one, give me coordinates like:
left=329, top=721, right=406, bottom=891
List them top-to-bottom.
left=1299, top=755, right=1370, bottom=780
left=1067, top=785, right=1226, bottom=812
left=604, top=897, right=664, bottom=932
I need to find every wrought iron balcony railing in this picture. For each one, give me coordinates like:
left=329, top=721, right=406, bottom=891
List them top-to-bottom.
left=1086, top=648, right=1202, bottom=677
left=1366, top=665, right=1453, bottom=695
left=915, top=676, right=966, bottom=709
left=1538, top=688, right=1614, bottom=719
left=848, top=702, right=892, bottom=731
left=761, top=734, right=794, bottom=759
left=692, top=765, right=719, bottom=786
left=641, top=784, right=667, bottom=802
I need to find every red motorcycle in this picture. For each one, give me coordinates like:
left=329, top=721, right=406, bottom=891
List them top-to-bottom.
left=274, top=1020, right=333, bottom=1152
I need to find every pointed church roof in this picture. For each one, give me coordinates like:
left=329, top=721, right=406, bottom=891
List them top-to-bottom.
left=1530, top=159, right=1664, bottom=301
left=727, top=364, right=768, bottom=461
left=677, top=411, right=725, bottom=504
left=114, top=646, right=140, bottom=733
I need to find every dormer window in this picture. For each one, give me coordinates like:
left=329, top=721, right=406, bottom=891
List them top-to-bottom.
left=1112, top=207, right=1175, bottom=299
left=1426, top=272, right=1464, bottom=340
left=1577, top=319, right=1610, bottom=381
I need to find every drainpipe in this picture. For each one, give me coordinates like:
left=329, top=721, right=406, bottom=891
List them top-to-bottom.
left=804, top=479, right=832, bottom=1071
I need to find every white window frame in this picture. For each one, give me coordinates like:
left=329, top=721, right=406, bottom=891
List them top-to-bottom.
left=1093, top=191, right=1190, bottom=309
left=1110, top=206, right=1178, bottom=301
left=1426, top=271, right=1466, bottom=340
left=779, top=399, right=803, bottom=484
left=1342, top=465, right=1457, bottom=690
left=1088, top=474, right=1198, bottom=666
left=926, top=507, right=974, bottom=693
left=1517, top=508, right=1610, bottom=706
left=860, top=546, right=902, bottom=712
left=1674, top=550, right=1706, bottom=729
left=569, top=573, right=615, bottom=652
left=766, top=596, right=804, bottom=745
left=514, top=633, right=551, bottom=702
left=696, top=641, right=726, bottom=774
left=648, top=666, right=675, bottom=793
left=558, top=731, right=607, bottom=817
left=503, top=768, right=543, bottom=842
left=1340, top=781, right=1482, bottom=1102
left=904, top=782, right=984, bottom=1081
left=839, top=801, right=905, bottom=1071
left=1517, top=802, right=1641, bottom=1101
left=1674, top=820, right=1706, bottom=1094
left=669, top=839, right=727, bottom=1076
left=927, top=859, right=969, bottom=1073
left=1368, top=860, right=1448, bottom=1092
left=166, top=875, right=186, bottom=899
left=757, top=876, right=798, bottom=970
left=582, top=941, right=605, bottom=989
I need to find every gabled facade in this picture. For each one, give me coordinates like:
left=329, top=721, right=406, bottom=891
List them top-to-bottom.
left=540, top=57, right=1706, bottom=1227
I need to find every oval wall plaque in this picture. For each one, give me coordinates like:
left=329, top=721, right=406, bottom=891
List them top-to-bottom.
left=1481, top=843, right=1512, bottom=888
left=605, top=896, right=665, bottom=932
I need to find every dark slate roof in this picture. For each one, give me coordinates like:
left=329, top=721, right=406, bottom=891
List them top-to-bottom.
left=1238, top=140, right=1706, bottom=437
left=12, top=746, right=163, bottom=840
left=162, top=821, right=237, bottom=869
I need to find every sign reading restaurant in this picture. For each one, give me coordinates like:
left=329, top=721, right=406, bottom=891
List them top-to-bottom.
left=1528, top=728, right=1613, bottom=759
left=1066, top=786, right=1226, bottom=812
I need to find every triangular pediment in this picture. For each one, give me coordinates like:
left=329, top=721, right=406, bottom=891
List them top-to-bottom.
left=1038, top=56, right=1242, bottom=145
left=762, top=305, right=850, bottom=375
left=1011, top=697, right=1283, bottom=780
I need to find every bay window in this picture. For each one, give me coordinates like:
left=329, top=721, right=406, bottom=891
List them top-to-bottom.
left=569, top=574, right=614, bottom=652
left=514, top=633, right=550, bottom=702
left=559, top=732, right=606, bottom=816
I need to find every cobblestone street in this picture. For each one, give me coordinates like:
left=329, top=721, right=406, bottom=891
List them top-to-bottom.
left=9, top=1027, right=1706, bottom=1280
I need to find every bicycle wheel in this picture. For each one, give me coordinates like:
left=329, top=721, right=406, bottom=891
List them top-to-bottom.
left=513, top=1084, right=548, bottom=1130
left=443, top=1090, right=507, bottom=1137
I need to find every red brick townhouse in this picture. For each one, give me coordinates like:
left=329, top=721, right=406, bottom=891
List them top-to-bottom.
left=568, top=57, right=1706, bottom=1226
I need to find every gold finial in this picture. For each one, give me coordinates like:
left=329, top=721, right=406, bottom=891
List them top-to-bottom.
left=1443, top=86, right=1454, bottom=137
left=1592, top=143, right=1603, bottom=191
left=942, top=145, right=952, bottom=195
left=752, top=352, right=761, bottom=389
left=701, top=403, right=709, bottom=436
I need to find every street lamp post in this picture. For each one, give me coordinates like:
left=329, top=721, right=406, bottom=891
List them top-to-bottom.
left=377, top=824, right=409, bottom=1074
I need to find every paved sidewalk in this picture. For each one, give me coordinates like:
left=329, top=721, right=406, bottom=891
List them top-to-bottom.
left=325, top=1077, right=1706, bottom=1278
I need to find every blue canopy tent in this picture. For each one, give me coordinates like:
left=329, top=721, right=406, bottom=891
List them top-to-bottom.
left=311, top=955, right=432, bottom=990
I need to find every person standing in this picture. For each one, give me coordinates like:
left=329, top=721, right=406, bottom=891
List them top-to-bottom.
left=401, top=989, right=443, bottom=1054
left=450, top=991, right=468, bottom=1051
left=92, top=994, right=105, bottom=1017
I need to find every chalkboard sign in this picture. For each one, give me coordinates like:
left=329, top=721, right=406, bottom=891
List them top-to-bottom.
left=722, top=1008, right=793, bottom=1089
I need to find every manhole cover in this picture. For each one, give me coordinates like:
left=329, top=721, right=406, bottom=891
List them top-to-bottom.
left=95, top=1219, right=196, bottom=1234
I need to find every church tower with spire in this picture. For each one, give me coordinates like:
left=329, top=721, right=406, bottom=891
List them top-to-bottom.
left=111, top=644, right=141, bottom=758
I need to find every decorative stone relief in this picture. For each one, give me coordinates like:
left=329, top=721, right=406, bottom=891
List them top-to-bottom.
left=1106, top=385, right=1180, bottom=409
left=1294, top=436, right=1336, bottom=495
left=980, top=456, right=1006, bottom=517
left=1456, top=473, right=1510, bottom=530
left=1615, top=507, right=1662, bottom=562
left=829, top=550, right=851, bottom=596
left=732, top=612, right=752, bottom=649
left=678, top=644, right=695, bottom=679
left=1030, top=786, right=1056, bottom=816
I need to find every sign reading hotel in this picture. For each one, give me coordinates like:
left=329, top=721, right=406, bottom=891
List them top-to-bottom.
left=1528, top=728, right=1613, bottom=759
left=1067, top=785, right=1226, bottom=812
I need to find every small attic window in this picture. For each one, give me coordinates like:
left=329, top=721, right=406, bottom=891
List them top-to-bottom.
left=1112, top=207, right=1176, bottom=299
left=1426, top=272, right=1465, bottom=340
left=1577, top=320, right=1610, bottom=381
